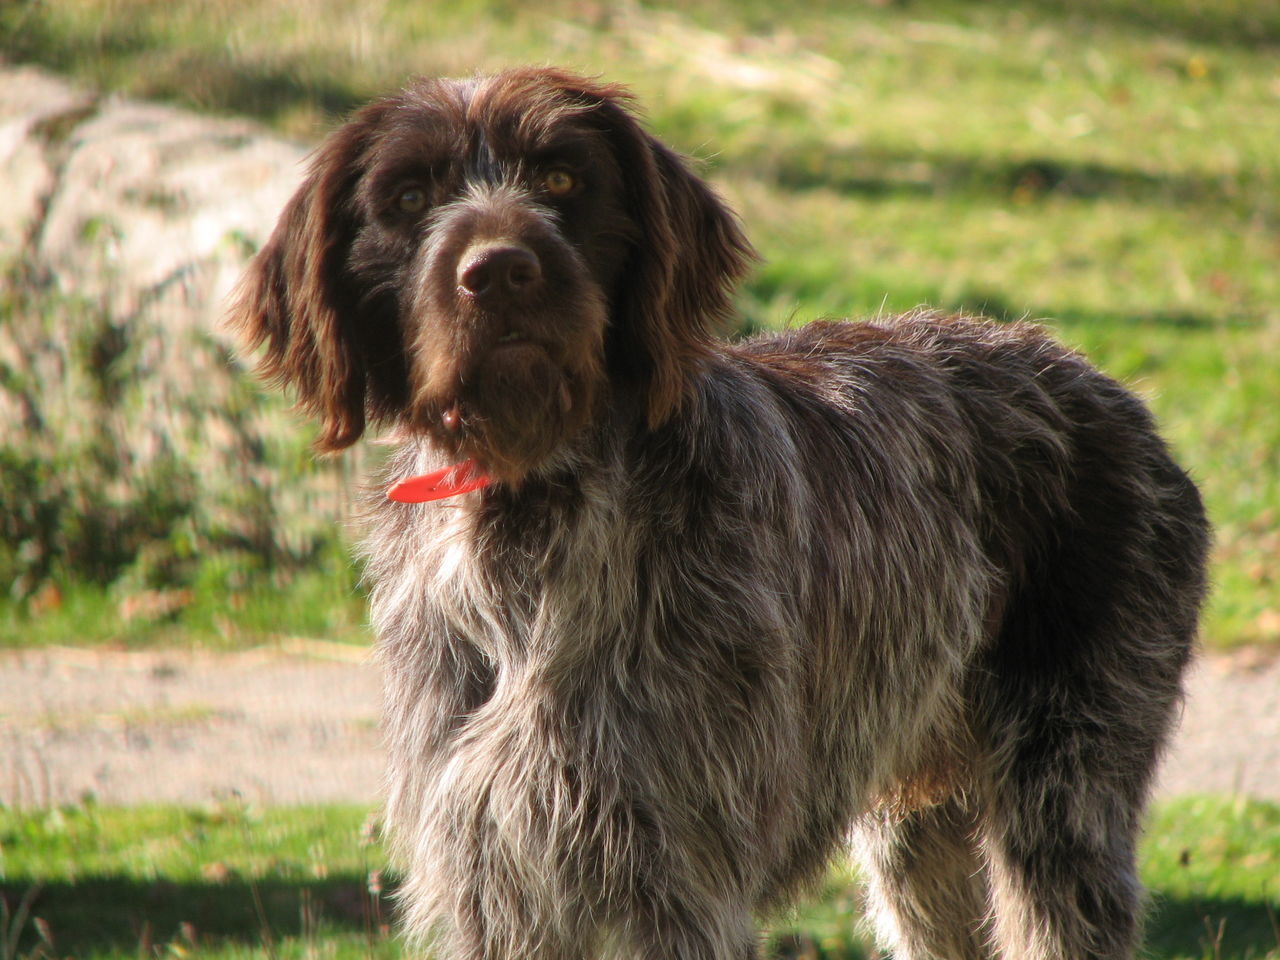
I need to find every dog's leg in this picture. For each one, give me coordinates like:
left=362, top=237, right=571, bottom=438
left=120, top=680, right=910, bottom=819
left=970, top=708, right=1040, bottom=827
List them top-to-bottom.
left=969, top=424, right=1205, bottom=959
left=974, top=635, right=1180, bottom=959
left=978, top=758, right=1148, bottom=960
left=852, top=798, right=992, bottom=960
left=427, top=885, right=591, bottom=960
left=623, top=892, right=758, bottom=960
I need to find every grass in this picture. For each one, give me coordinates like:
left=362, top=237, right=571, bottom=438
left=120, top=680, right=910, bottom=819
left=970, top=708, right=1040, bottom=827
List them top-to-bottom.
left=1, top=0, right=1277, bottom=649
left=0, top=566, right=370, bottom=651
left=0, top=797, right=1277, bottom=959
left=1143, top=797, right=1280, bottom=959
left=0, top=800, right=400, bottom=960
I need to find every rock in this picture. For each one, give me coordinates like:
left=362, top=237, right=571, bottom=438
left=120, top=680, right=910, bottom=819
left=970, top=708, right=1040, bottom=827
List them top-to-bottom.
left=0, top=63, right=356, bottom=603
left=1, top=63, right=305, bottom=337
left=0, top=66, right=97, bottom=255
left=36, top=97, right=303, bottom=330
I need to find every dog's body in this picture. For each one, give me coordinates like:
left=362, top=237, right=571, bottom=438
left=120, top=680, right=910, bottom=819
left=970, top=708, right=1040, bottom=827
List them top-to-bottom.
left=231, top=69, right=1209, bottom=960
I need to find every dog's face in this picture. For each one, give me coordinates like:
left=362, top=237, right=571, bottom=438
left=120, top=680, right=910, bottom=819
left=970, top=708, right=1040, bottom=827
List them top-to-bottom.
left=230, top=68, right=753, bottom=483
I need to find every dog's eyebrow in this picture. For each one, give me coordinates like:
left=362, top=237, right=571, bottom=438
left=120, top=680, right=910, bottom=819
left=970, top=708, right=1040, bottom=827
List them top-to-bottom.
left=462, top=126, right=601, bottom=188
left=527, top=139, right=596, bottom=169
left=360, top=146, right=451, bottom=199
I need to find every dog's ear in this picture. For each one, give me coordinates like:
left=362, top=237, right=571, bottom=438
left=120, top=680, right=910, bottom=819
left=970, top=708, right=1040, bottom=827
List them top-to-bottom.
left=547, top=73, right=757, bottom=428
left=227, top=116, right=374, bottom=452
left=627, top=136, right=758, bottom=427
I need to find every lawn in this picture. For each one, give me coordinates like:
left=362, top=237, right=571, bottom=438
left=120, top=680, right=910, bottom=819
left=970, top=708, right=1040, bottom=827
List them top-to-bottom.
left=1, top=0, right=1276, bottom=651
left=1, top=797, right=1278, bottom=959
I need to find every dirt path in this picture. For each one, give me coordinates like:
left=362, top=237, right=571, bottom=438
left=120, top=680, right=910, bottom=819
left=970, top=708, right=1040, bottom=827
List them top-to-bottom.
left=1, top=643, right=382, bottom=808
left=2, top=643, right=1277, bottom=808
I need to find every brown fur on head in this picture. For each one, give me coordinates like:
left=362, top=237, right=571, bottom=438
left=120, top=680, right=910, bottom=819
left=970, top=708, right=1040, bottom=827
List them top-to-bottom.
left=228, top=68, right=755, bottom=481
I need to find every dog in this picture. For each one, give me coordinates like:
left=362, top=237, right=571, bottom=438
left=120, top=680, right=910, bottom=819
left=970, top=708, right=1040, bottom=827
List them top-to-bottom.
left=229, top=67, right=1210, bottom=960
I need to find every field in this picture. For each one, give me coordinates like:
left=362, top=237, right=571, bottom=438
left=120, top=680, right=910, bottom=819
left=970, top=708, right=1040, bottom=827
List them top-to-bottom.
left=1, top=0, right=1278, bottom=957
left=1, top=0, right=1278, bottom=650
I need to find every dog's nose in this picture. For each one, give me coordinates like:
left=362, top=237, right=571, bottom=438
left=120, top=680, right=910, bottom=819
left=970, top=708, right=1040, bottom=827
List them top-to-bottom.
left=457, top=244, right=542, bottom=303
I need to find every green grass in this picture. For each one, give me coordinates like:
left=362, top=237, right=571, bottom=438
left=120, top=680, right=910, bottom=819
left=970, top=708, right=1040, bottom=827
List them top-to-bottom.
left=1, top=0, right=1276, bottom=648
left=0, top=564, right=370, bottom=651
left=1, top=797, right=1278, bottom=959
left=1143, top=797, right=1280, bottom=959
left=0, top=801, right=401, bottom=960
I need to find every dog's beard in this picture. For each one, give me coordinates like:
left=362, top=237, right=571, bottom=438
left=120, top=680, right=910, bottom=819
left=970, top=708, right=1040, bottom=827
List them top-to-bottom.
left=407, top=307, right=607, bottom=484
left=453, top=340, right=597, bottom=481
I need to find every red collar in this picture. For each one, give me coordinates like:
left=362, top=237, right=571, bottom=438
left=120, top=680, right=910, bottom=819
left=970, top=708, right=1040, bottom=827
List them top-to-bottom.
left=387, top=459, right=491, bottom=503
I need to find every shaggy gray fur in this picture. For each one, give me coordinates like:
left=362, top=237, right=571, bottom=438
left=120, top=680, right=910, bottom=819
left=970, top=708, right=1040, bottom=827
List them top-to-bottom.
left=364, top=316, right=1208, bottom=959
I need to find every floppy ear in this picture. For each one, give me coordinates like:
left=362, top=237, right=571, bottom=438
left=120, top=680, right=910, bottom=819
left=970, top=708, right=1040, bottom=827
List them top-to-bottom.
left=552, top=74, right=757, bottom=428
left=227, top=117, right=373, bottom=452
left=628, top=137, right=757, bottom=426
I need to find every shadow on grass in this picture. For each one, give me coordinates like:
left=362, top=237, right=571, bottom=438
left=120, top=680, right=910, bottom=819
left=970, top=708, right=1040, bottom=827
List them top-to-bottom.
left=712, top=0, right=1280, bottom=49
left=986, top=0, right=1280, bottom=49
left=750, top=144, right=1271, bottom=222
left=735, top=276, right=1262, bottom=339
left=965, top=299, right=1263, bottom=333
left=1, top=873, right=398, bottom=957
left=4, top=875, right=1277, bottom=960
left=1145, top=892, right=1280, bottom=960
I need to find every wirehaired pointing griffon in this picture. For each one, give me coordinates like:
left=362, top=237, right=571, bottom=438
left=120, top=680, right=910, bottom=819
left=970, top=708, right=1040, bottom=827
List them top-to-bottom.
left=230, top=68, right=1210, bottom=960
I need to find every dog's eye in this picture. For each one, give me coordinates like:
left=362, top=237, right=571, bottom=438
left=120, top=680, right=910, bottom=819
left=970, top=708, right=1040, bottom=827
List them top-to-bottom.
left=542, top=170, right=576, bottom=197
left=398, top=187, right=428, bottom=214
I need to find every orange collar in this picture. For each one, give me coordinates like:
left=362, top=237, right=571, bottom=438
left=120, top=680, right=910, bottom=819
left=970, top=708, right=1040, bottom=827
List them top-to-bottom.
left=387, top=459, right=491, bottom=502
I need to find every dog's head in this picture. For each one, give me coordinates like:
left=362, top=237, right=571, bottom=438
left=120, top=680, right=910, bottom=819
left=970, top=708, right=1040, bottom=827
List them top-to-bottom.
left=229, top=68, right=754, bottom=483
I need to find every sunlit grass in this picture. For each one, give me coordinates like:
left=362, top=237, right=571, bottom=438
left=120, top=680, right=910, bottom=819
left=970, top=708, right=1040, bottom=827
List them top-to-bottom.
left=0, top=0, right=1275, bottom=649
left=0, top=566, right=370, bottom=650
left=2, top=797, right=1278, bottom=959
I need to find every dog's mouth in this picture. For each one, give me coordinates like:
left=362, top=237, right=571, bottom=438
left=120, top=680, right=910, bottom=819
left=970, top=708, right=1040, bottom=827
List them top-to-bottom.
left=408, top=331, right=589, bottom=489
left=483, top=332, right=575, bottom=413
left=437, top=371, right=574, bottom=435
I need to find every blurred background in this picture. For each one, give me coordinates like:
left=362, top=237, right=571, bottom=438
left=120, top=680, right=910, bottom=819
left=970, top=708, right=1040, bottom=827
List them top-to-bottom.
left=1, top=0, right=1277, bottom=652
left=0, top=1, right=1277, bottom=957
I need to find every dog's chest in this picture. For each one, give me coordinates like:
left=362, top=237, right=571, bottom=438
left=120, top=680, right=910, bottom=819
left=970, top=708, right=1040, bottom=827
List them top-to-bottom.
left=372, top=487, right=635, bottom=667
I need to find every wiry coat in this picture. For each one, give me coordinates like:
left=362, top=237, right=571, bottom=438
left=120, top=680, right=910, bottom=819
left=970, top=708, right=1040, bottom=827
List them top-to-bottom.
left=230, top=68, right=1210, bottom=960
